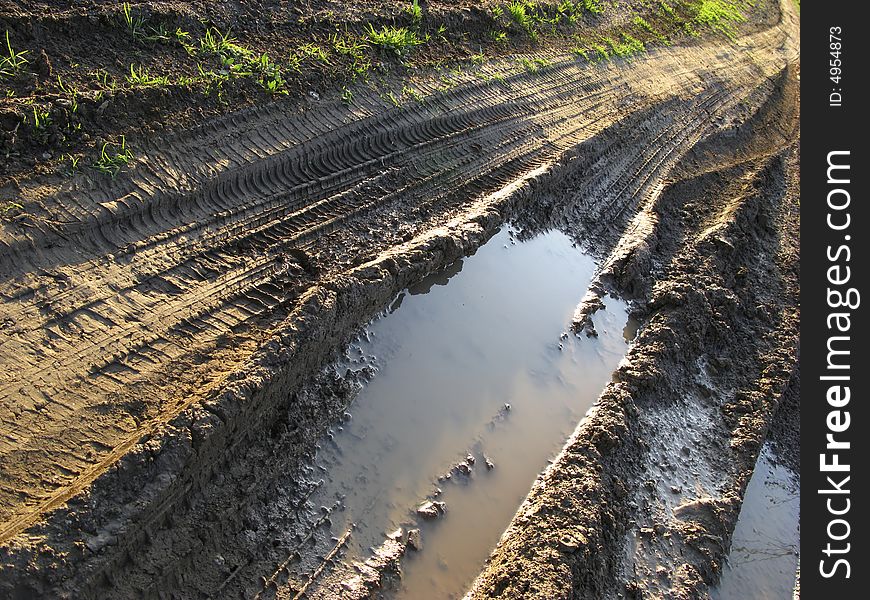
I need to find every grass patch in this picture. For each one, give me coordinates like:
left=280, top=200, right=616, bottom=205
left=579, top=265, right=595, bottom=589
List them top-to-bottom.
left=405, top=0, right=423, bottom=25
left=582, top=0, right=605, bottom=16
left=659, top=0, right=678, bottom=18
left=688, top=0, right=748, bottom=39
left=499, top=1, right=597, bottom=39
left=507, top=1, right=533, bottom=30
left=557, top=1, right=580, bottom=24
left=121, top=2, right=146, bottom=39
left=633, top=16, right=655, bottom=34
left=145, top=24, right=192, bottom=46
left=365, top=24, right=424, bottom=56
left=197, top=28, right=287, bottom=94
left=490, top=29, right=508, bottom=43
left=576, top=30, right=646, bottom=62
left=1, top=31, right=29, bottom=81
left=329, top=33, right=370, bottom=77
left=606, top=33, right=645, bottom=57
left=330, top=34, right=368, bottom=59
left=296, top=43, right=331, bottom=64
left=571, top=46, right=590, bottom=60
left=519, top=56, right=551, bottom=73
left=126, top=64, right=170, bottom=87
left=196, top=64, right=231, bottom=101
left=93, top=69, right=120, bottom=98
left=403, top=85, right=424, bottom=102
left=385, top=90, right=401, bottom=107
left=28, top=106, right=52, bottom=130
left=93, top=136, right=133, bottom=177
left=61, top=153, right=81, bottom=175
left=0, top=200, right=24, bottom=220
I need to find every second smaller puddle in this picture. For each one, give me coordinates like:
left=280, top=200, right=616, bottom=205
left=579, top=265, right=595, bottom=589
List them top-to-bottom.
left=308, top=226, right=630, bottom=599
left=712, top=444, right=799, bottom=600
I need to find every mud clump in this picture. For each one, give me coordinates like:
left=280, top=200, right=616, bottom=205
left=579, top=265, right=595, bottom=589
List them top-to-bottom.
left=416, top=500, right=447, bottom=520
left=406, top=529, right=423, bottom=552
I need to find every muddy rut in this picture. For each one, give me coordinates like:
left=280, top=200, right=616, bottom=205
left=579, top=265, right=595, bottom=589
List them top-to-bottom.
left=0, top=1, right=798, bottom=597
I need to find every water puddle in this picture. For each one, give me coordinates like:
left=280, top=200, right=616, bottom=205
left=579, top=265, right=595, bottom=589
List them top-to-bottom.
left=308, top=226, right=629, bottom=598
left=712, top=443, right=799, bottom=599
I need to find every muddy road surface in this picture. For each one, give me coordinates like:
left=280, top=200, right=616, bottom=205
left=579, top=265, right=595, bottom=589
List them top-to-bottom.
left=0, top=0, right=799, bottom=597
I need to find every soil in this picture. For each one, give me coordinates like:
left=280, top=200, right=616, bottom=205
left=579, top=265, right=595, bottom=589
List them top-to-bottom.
left=0, top=0, right=799, bottom=598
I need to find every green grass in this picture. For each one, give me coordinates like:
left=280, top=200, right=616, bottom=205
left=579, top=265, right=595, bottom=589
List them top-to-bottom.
left=405, top=0, right=423, bottom=25
left=582, top=0, right=605, bottom=16
left=659, top=0, right=677, bottom=17
left=689, top=0, right=748, bottom=39
left=504, top=1, right=567, bottom=39
left=557, top=1, right=579, bottom=24
left=121, top=2, right=146, bottom=39
left=507, top=2, right=533, bottom=29
left=633, top=15, right=668, bottom=43
left=633, top=16, right=655, bottom=33
left=144, top=23, right=191, bottom=46
left=365, top=24, right=424, bottom=55
left=197, top=28, right=287, bottom=94
left=199, top=28, right=240, bottom=58
left=490, top=30, right=508, bottom=43
left=575, top=30, right=647, bottom=63
left=1, top=31, right=29, bottom=81
left=329, top=33, right=370, bottom=77
left=330, top=33, right=368, bottom=58
left=605, top=33, right=645, bottom=57
left=296, top=43, right=331, bottom=64
left=592, top=43, right=609, bottom=60
left=571, top=46, right=590, bottom=60
left=285, top=53, right=302, bottom=73
left=252, top=55, right=287, bottom=95
left=519, top=56, right=551, bottom=73
left=196, top=63, right=231, bottom=102
left=126, top=64, right=170, bottom=87
left=93, top=69, right=119, bottom=97
left=56, top=75, right=79, bottom=99
left=403, top=85, right=424, bottom=102
left=341, top=87, right=354, bottom=104
left=385, top=90, right=401, bottom=107
left=26, top=106, right=53, bottom=143
left=28, top=106, right=52, bottom=131
left=93, top=136, right=134, bottom=177
left=61, top=153, right=81, bottom=175
left=0, top=200, right=24, bottom=220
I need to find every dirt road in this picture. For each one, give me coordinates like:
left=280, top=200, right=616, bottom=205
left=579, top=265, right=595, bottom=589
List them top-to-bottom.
left=0, top=0, right=799, bottom=597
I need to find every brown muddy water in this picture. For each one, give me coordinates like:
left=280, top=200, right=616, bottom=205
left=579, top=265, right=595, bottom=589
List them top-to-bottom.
left=307, top=226, right=630, bottom=599
left=712, top=444, right=800, bottom=599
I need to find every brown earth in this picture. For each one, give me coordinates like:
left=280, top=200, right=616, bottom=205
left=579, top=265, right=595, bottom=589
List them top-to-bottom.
left=0, top=0, right=798, bottom=598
